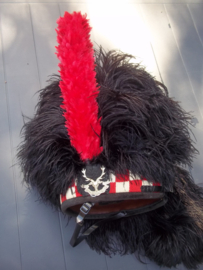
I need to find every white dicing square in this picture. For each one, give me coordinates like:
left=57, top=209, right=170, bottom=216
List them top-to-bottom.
left=129, top=172, right=141, bottom=181
left=109, top=173, right=116, bottom=183
left=142, top=180, right=153, bottom=186
left=116, top=181, right=130, bottom=193
left=66, top=186, right=76, bottom=199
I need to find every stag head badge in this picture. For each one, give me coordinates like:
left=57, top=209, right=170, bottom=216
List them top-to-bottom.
left=77, top=165, right=111, bottom=197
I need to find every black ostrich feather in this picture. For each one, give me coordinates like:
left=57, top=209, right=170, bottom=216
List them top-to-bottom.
left=17, top=48, right=203, bottom=268
left=95, top=48, right=197, bottom=191
left=84, top=166, right=203, bottom=269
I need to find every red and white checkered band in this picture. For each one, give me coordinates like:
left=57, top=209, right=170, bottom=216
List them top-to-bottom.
left=60, top=172, right=161, bottom=205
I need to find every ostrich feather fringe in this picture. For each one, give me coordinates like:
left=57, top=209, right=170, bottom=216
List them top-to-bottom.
left=18, top=48, right=203, bottom=268
left=85, top=168, right=203, bottom=269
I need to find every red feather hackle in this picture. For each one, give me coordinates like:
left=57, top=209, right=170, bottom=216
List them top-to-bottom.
left=55, top=12, right=102, bottom=161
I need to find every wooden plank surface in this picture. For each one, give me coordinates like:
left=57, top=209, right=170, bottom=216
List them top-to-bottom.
left=1, top=0, right=203, bottom=4
left=30, top=3, right=60, bottom=88
left=60, top=3, right=160, bottom=78
left=141, top=3, right=203, bottom=184
left=165, top=3, right=203, bottom=182
left=189, top=3, right=203, bottom=46
left=0, top=4, right=66, bottom=270
left=165, top=4, right=203, bottom=118
left=0, top=7, right=22, bottom=270
left=139, top=8, right=203, bottom=268
left=0, top=9, right=16, bottom=205
left=0, top=204, right=22, bottom=269
left=59, top=217, right=108, bottom=270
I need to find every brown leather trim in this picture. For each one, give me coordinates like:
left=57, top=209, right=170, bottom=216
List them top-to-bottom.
left=61, top=192, right=165, bottom=219
left=70, top=198, right=160, bottom=214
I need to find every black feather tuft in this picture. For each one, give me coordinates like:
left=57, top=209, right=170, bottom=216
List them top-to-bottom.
left=17, top=48, right=203, bottom=268
left=95, top=48, right=197, bottom=191
left=17, top=76, right=84, bottom=207
left=84, top=168, right=203, bottom=269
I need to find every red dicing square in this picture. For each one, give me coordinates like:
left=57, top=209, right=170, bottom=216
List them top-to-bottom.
left=115, top=173, right=129, bottom=182
left=129, top=180, right=142, bottom=192
left=109, top=182, right=116, bottom=193
left=75, top=186, right=82, bottom=197
left=61, top=194, right=67, bottom=203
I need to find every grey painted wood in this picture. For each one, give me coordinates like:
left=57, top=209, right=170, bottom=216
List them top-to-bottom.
left=0, top=0, right=37, bottom=214
left=1, top=0, right=203, bottom=4
left=164, top=0, right=203, bottom=2
left=0, top=3, right=66, bottom=270
left=30, top=3, right=60, bottom=88
left=60, top=3, right=160, bottom=79
left=165, top=3, right=203, bottom=182
left=141, top=4, right=203, bottom=184
left=141, top=4, right=199, bottom=113
left=165, top=4, right=203, bottom=118
left=188, top=4, right=203, bottom=182
left=189, top=4, right=203, bottom=47
left=0, top=7, right=21, bottom=270
left=0, top=14, right=15, bottom=205
left=18, top=193, right=66, bottom=270
left=0, top=204, right=21, bottom=270
left=59, top=215, right=108, bottom=270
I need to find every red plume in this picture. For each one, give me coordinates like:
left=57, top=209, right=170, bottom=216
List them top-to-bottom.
left=56, top=12, right=102, bottom=161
